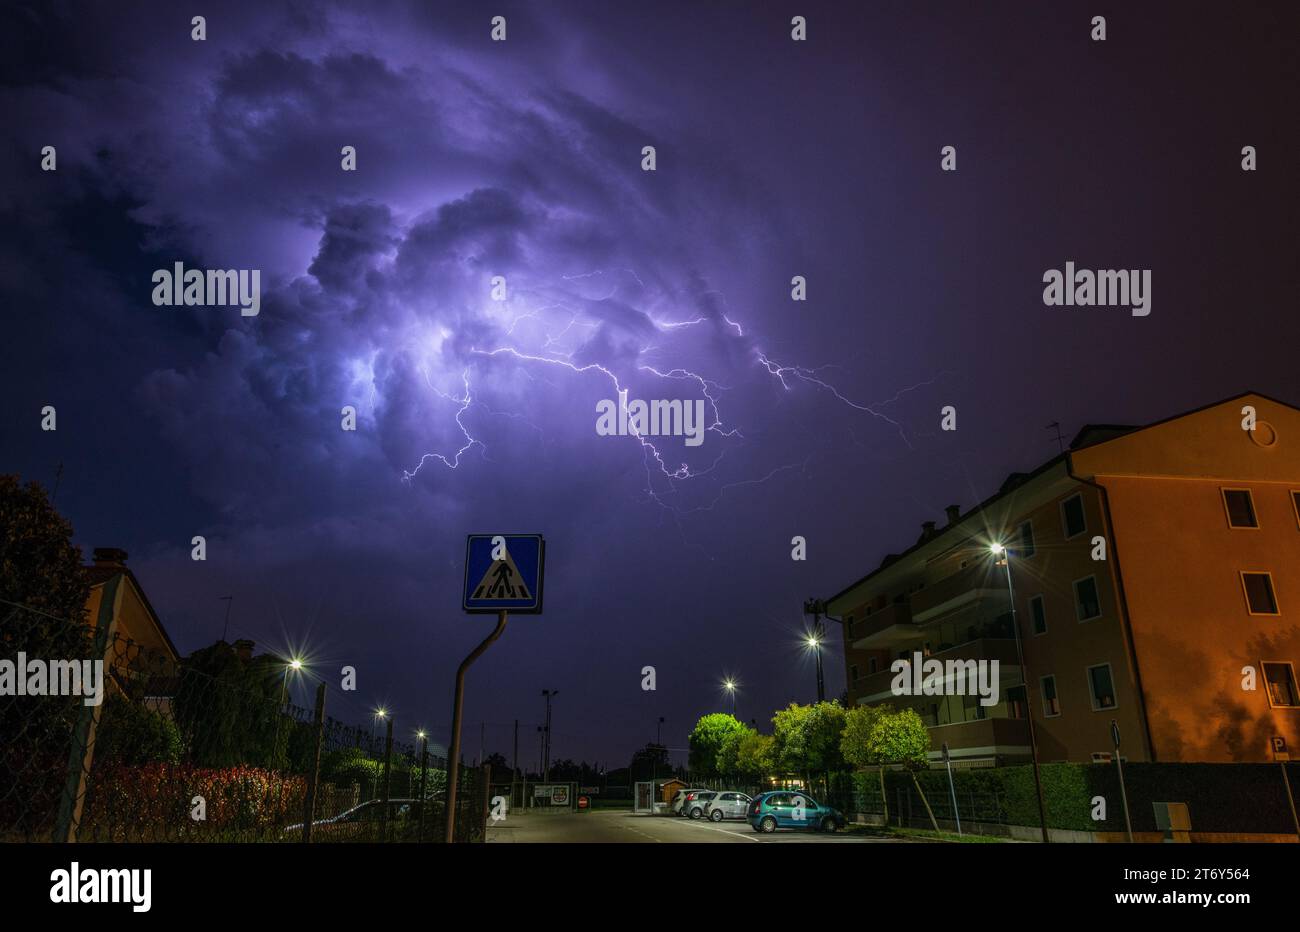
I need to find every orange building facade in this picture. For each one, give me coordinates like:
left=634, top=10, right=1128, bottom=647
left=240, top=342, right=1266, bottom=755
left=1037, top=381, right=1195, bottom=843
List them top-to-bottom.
left=827, top=392, right=1300, bottom=766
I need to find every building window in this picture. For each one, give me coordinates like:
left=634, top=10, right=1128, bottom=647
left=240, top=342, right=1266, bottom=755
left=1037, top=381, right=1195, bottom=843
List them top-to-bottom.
left=1221, top=489, right=1258, bottom=528
left=1292, top=491, right=1300, bottom=529
left=1061, top=493, right=1086, bottom=539
left=1018, top=520, right=1036, bottom=558
left=1241, top=572, right=1280, bottom=615
left=1074, top=576, right=1102, bottom=621
left=1029, top=595, right=1047, bottom=635
left=846, top=614, right=855, bottom=638
left=868, top=657, right=878, bottom=674
left=1263, top=662, right=1299, bottom=708
left=1087, top=663, right=1117, bottom=710
left=850, top=664, right=859, bottom=683
left=1041, top=675, right=1060, bottom=717
left=1007, top=685, right=1027, bottom=719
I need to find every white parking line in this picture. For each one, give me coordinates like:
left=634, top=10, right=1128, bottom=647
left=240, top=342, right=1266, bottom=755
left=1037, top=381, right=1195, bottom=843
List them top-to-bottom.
left=680, top=819, right=762, bottom=841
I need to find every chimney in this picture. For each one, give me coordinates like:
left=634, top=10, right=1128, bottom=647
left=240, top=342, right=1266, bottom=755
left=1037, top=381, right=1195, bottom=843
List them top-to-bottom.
left=945, top=505, right=961, bottom=525
left=919, top=520, right=937, bottom=542
left=92, top=547, right=129, bottom=566
left=233, top=639, right=255, bottom=662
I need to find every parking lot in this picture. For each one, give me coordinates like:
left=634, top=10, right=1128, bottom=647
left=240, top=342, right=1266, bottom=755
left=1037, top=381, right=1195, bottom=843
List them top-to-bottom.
left=487, top=809, right=918, bottom=843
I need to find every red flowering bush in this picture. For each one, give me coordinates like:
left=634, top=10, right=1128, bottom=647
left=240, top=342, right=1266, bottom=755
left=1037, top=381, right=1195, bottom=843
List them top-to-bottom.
left=82, top=762, right=306, bottom=841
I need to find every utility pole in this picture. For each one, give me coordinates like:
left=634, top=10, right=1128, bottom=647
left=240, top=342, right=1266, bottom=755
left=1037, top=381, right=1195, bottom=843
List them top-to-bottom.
left=219, top=596, right=233, bottom=643
left=542, top=689, right=558, bottom=781
left=512, top=719, right=519, bottom=807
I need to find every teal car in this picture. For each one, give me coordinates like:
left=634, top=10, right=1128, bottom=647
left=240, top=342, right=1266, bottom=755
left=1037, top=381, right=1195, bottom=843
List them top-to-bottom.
left=747, top=791, right=844, bottom=833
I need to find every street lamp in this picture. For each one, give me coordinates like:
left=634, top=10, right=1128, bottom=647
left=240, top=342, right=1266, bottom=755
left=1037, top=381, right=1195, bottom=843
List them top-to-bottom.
left=990, top=541, right=1050, bottom=843
left=803, top=598, right=827, bottom=701
left=273, top=657, right=305, bottom=766
left=723, top=679, right=738, bottom=717
left=371, top=707, right=389, bottom=801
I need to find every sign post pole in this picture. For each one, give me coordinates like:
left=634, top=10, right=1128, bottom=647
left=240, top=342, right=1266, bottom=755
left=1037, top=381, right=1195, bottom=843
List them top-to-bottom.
left=447, top=533, right=545, bottom=842
left=445, top=609, right=508, bottom=843
left=1112, top=719, right=1133, bottom=843
left=942, top=742, right=961, bottom=836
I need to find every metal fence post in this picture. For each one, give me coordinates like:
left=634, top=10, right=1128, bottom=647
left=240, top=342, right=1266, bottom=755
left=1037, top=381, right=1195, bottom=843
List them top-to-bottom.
left=54, top=574, right=122, bottom=842
left=301, top=683, right=327, bottom=843
left=478, top=764, right=492, bottom=842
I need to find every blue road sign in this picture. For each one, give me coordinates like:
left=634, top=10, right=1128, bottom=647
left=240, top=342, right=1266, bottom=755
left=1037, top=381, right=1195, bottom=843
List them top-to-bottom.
left=462, top=534, right=545, bottom=614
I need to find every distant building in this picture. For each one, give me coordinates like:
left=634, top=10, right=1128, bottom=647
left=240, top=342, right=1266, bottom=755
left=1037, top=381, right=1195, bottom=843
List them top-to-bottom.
left=827, top=392, right=1300, bottom=766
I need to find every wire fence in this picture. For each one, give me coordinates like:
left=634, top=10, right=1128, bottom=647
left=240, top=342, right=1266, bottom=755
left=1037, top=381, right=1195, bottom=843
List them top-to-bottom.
left=0, top=598, right=488, bottom=843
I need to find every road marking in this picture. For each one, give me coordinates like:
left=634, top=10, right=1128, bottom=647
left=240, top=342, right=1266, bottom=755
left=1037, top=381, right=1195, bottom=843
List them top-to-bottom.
left=683, top=821, right=762, bottom=842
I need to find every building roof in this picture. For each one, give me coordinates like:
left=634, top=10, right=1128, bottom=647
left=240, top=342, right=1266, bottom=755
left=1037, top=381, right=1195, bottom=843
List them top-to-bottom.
left=823, top=390, right=1295, bottom=609
left=83, top=556, right=183, bottom=664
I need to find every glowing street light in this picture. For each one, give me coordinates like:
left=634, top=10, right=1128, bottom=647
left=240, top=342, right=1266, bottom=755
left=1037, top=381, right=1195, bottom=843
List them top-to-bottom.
left=990, top=540, right=1049, bottom=843
left=722, top=678, right=738, bottom=717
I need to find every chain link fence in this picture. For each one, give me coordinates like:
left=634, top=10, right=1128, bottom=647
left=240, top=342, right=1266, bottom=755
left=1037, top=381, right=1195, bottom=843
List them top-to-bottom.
left=0, top=599, right=488, bottom=843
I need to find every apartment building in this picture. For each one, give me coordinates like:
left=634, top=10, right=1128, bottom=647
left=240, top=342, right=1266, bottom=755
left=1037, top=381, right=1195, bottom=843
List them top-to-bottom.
left=826, top=392, right=1300, bottom=766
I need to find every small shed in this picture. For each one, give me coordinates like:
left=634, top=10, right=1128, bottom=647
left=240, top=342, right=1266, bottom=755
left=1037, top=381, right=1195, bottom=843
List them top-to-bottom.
left=657, top=778, right=687, bottom=804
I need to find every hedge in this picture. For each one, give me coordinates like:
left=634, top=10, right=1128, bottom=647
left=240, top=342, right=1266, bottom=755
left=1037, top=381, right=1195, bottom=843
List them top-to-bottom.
left=851, top=761, right=1300, bottom=833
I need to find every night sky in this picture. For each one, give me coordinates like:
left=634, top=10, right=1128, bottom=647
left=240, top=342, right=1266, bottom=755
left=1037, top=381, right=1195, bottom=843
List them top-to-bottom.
left=2, top=1, right=1297, bottom=769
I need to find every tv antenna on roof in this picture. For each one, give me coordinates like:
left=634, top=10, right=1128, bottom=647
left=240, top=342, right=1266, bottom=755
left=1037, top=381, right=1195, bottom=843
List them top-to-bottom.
left=1046, top=422, right=1065, bottom=453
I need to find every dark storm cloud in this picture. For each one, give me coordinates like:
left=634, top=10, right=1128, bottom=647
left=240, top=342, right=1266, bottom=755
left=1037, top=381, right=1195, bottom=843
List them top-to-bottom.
left=4, top=0, right=1296, bottom=765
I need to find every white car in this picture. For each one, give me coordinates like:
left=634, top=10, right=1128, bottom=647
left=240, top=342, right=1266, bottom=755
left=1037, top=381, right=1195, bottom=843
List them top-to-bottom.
left=670, top=788, right=708, bottom=816
left=683, top=791, right=718, bottom=819
left=703, top=791, right=753, bottom=822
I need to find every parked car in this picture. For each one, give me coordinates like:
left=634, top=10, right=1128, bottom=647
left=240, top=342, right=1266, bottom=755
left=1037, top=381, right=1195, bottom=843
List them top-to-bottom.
left=670, top=788, right=707, bottom=816
left=683, top=790, right=718, bottom=819
left=704, top=791, right=752, bottom=821
left=747, top=791, right=845, bottom=833
left=285, top=798, right=430, bottom=842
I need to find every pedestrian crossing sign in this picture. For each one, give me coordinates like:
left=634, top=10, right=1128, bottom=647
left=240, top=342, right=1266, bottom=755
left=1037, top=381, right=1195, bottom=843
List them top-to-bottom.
left=462, top=534, right=545, bottom=613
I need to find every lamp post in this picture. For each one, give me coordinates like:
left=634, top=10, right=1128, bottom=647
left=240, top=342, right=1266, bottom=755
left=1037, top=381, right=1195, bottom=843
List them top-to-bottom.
left=991, top=542, right=1050, bottom=843
left=803, top=598, right=826, bottom=702
left=273, top=657, right=303, bottom=764
left=723, top=680, right=737, bottom=717
left=372, top=707, right=388, bottom=801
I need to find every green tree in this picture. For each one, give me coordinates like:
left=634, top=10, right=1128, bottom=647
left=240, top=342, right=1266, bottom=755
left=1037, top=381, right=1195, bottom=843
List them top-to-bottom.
left=0, top=474, right=89, bottom=624
left=0, top=475, right=92, bottom=832
left=173, top=642, right=290, bottom=770
left=94, top=694, right=183, bottom=766
left=773, top=701, right=846, bottom=795
left=771, top=702, right=811, bottom=775
left=841, top=703, right=891, bottom=821
left=866, top=707, right=938, bottom=831
left=688, top=713, right=745, bottom=778
left=717, top=724, right=759, bottom=776
left=734, top=730, right=775, bottom=780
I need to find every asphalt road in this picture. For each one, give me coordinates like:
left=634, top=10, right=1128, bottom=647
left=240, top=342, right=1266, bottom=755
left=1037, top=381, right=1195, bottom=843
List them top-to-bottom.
left=486, top=809, right=918, bottom=843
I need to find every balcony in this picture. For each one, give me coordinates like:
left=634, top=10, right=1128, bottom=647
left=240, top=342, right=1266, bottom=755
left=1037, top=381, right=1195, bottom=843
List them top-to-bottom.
left=908, top=561, right=1009, bottom=624
left=850, top=601, right=915, bottom=649
left=850, top=637, right=1021, bottom=702
left=926, top=716, right=1030, bottom=761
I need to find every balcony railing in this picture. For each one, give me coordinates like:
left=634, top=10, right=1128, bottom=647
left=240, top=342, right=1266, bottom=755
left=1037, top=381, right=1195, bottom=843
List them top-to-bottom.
left=909, top=561, right=1009, bottom=623
left=849, top=601, right=914, bottom=648
left=849, top=637, right=1021, bottom=703
left=926, top=716, right=1030, bottom=756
